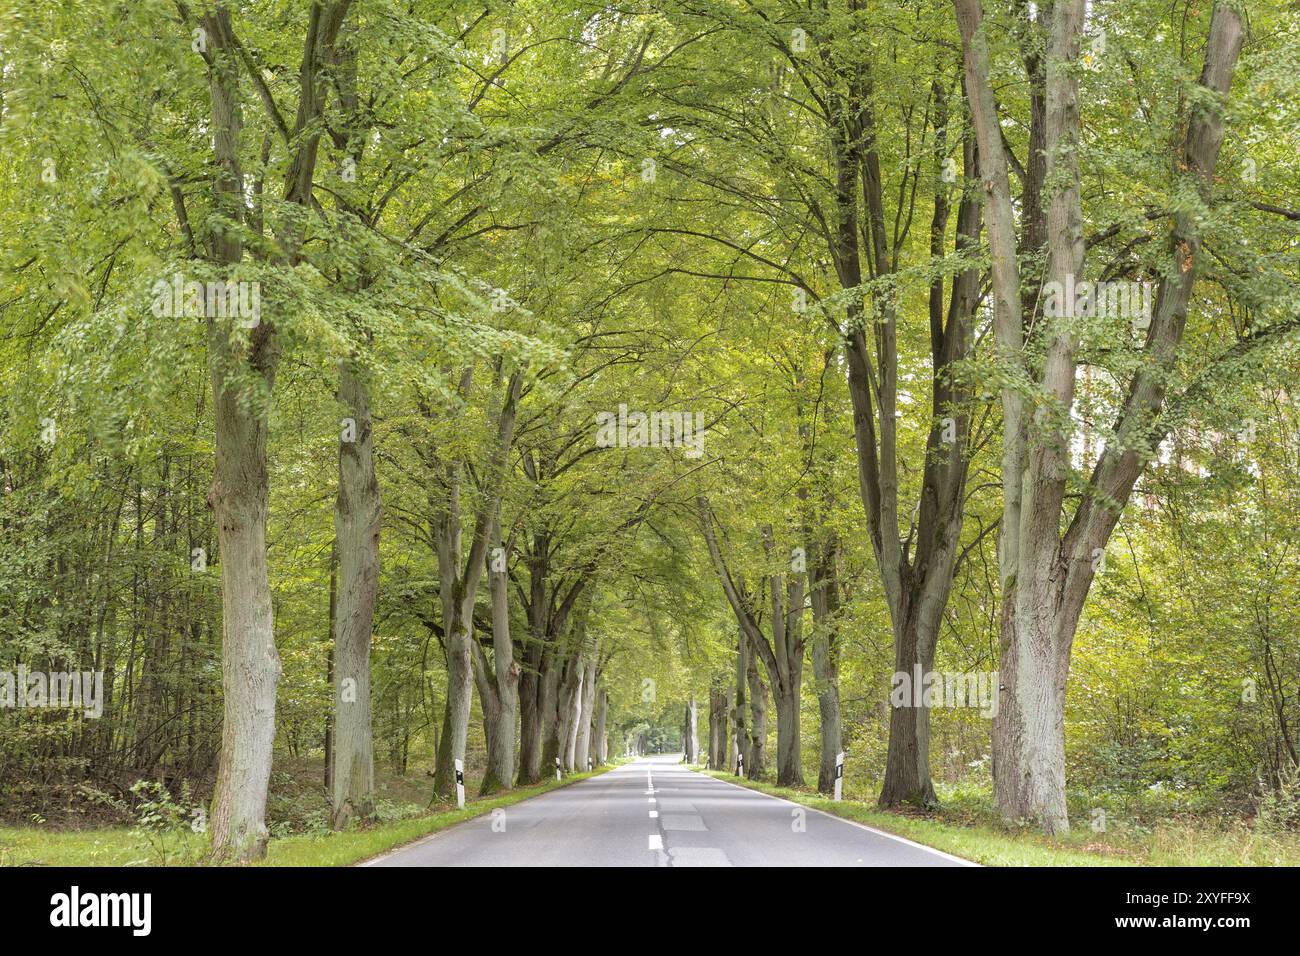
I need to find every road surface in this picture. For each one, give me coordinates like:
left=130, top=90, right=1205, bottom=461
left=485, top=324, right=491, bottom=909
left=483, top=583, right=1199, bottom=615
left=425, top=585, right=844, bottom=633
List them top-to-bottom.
left=363, top=755, right=973, bottom=867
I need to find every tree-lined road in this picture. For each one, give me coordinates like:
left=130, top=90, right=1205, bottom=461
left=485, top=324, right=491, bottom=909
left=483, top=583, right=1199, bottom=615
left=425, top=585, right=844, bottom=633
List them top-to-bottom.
left=363, top=756, right=973, bottom=867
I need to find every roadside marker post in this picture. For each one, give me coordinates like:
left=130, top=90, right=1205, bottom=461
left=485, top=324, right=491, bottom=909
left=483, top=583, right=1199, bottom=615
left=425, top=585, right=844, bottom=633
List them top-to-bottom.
left=737, top=751, right=744, bottom=777
left=834, top=752, right=844, bottom=801
left=588, top=756, right=593, bottom=771
left=555, top=757, right=561, bottom=781
left=454, top=758, right=465, bottom=809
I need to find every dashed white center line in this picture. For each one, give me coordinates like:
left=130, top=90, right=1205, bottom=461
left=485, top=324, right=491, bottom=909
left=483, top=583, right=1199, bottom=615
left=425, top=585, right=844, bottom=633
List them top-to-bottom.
left=649, top=810, right=659, bottom=818
left=648, top=835, right=663, bottom=851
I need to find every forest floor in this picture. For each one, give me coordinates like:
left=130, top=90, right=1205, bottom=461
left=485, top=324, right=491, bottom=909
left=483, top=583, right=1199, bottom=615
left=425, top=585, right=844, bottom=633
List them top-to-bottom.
left=0, top=757, right=612, bottom=866
left=702, top=771, right=1300, bottom=866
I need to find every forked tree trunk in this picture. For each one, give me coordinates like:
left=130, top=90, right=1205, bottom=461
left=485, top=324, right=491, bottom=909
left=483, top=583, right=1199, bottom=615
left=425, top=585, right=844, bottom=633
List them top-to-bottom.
left=955, top=0, right=1244, bottom=833
left=204, top=14, right=281, bottom=862
left=330, top=360, right=380, bottom=828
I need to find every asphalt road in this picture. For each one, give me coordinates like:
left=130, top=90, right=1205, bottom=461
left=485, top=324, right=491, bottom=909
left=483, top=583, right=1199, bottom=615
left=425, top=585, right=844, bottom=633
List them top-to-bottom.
left=363, top=755, right=973, bottom=867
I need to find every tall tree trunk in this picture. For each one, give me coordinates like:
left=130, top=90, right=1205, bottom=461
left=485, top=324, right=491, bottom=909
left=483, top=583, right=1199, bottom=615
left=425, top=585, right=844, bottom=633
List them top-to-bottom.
left=955, top=0, right=1244, bottom=832
left=203, top=12, right=280, bottom=861
left=330, top=360, right=380, bottom=828
left=207, top=369, right=280, bottom=862
left=475, top=520, right=519, bottom=794
left=810, top=535, right=842, bottom=795
left=324, top=550, right=335, bottom=793
left=879, top=609, right=937, bottom=806
left=432, top=621, right=473, bottom=799
left=732, top=630, right=748, bottom=771
left=740, top=631, right=768, bottom=779
left=515, top=642, right=543, bottom=783
left=540, top=647, right=561, bottom=773
left=575, top=656, right=597, bottom=770
left=708, top=679, right=728, bottom=770
left=772, top=680, right=802, bottom=787
left=593, top=690, right=608, bottom=765
left=683, top=698, right=699, bottom=763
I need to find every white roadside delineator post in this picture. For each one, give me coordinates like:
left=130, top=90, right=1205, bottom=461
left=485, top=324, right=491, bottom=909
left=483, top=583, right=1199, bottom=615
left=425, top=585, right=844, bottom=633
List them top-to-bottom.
left=737, top=750, right=744, bottom=777
left=833, top=751, right=844, bottom=801
left=555, top=756, right=561, bottom=781
left=588, top=756, right=593, bottom=772
left=454, top=758, right=465, bottom=809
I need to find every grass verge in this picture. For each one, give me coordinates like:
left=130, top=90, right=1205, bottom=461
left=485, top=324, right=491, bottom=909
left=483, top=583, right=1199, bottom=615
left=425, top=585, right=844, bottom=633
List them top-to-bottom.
left=0, top=768, right=612, bottom=868
left=698, top=770, right=1300, bottom=866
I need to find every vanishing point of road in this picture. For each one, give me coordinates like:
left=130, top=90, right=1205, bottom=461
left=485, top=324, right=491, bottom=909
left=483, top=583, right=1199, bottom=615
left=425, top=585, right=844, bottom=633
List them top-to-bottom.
left=363, top=755, right=973, bottom=867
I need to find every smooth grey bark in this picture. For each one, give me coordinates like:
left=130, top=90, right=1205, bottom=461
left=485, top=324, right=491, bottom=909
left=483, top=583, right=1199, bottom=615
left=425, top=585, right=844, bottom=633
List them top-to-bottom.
left=955, top=0, right=1244, bottom=832
left=331, top=360, right=380, bottom=828
left=471, top=518, right=519, bottom=794
left=809, top=532, right=842, bottom=795
left=737, top=628, right=767, bottom=779
left=732, top=630, right=748, bottom=772
left=539, top=643, right=561, bottom=773
left=575, top=652, right=597, bottom=769
left=746, top=653, right=768, bottom=779
left=707, top=678, right=729, bottom=770
left=593, top=689, right=608, bottom=765
left=683, top=698, right=700, bottom=763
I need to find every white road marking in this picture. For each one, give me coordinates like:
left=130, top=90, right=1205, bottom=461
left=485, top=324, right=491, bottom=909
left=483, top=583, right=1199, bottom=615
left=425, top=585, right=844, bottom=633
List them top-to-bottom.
left=700, top=772, right=978, bottom=866
left=649, top=810, right=659, bottom=818
left=648, top=835, right=663, bottom=851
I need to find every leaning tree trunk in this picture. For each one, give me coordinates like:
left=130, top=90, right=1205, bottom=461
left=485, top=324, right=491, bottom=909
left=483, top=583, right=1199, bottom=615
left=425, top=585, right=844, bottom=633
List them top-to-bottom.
left=330, top=360, right=380, bottom=828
